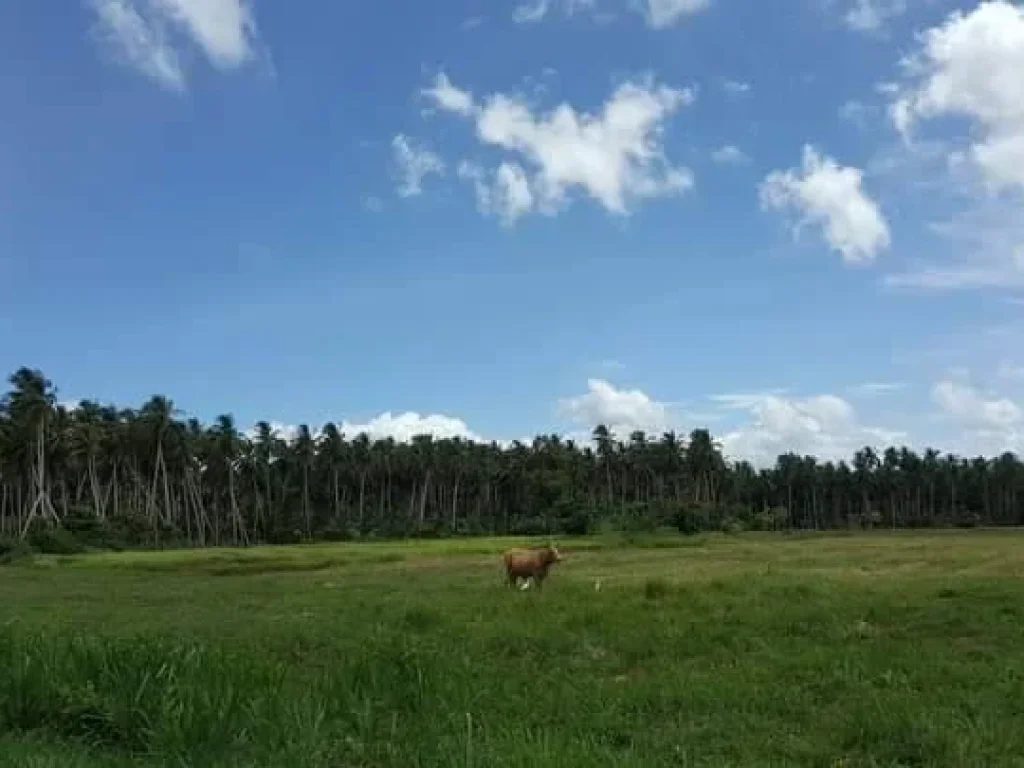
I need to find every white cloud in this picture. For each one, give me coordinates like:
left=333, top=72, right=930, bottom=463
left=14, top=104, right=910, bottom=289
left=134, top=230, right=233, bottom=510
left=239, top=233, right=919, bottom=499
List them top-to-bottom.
left=88, top=0, right=259, bottom=89
left=89, top=0, right=184, bottom=89
left=152, top=0, right=256, bottom=67
left=511, top=0, right=707, bottom=28
left=513, top=0, right=553, bottom=23
left=513, top=0, right=598, bottom=23
left=644, top=0, right=711, bottom=28
left=843, top=0, right=905, bottom=32
left=891, top=1, right=1024, bottom=191
left=877, top=3, right=1024, bottom=293
left=421, top=73, right=475, bottom=117
left=426, top=73, right=695, bottom=221
left=722, top=79, right=751, bottom=95
left=839, top=99, right=877, bottom=128
left=392, top=134, right=445, bottom=198
left=711, top=144, right=748, bottom=164
left=760, top=145, right=891, bottom=265
left=459, top=161, right=535, bottom=225
left=883, top=196, right=1024, bottom=291
left=931, top=377, right=1024, bottom=454
left=558, top=379, right=672, bottom=436
left=932, top=379, right=1023, bottom=431
left=848, top=382, right=906, bottom=397
left=713, top=392, right=905, bottom=467
left=341, top=412, right=483, bottom=443
left=244, top=415, right=483, bottom=446
left=244, top=421, right=302, bottom=444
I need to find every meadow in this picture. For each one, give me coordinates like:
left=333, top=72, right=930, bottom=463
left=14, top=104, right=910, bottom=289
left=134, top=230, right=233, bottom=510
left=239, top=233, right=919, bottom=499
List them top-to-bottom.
left=1, top=531, right=1024, bottom=767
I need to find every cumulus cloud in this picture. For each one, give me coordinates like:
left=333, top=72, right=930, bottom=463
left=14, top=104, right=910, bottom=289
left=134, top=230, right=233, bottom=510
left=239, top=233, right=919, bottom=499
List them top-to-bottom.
left=88, top=0, right=259, bottom=89
left=511, top=0, right=707, bottom=27
left=877, top=1, right=1024, bottom=293
left=891, top=1, right=1024, bottom=192
left=424, top=73, right=695, bottom=221
left=392, top=134, right=445, bottom=197
left=711, top=144, right=748, bottom=164
left=760, top=145, right=891, bottom=264
left=932, top=378, right=1024, bottom=454
left=558, top=379, right=672, bottom=437
left=557, top=380, right=911, bottom=466
left=932, top=380, right=1022, bottom=432
left=713, top=392, right=905, bottom=467
left=340, top=412, right=483, bottom=443
left=246, top=413, right=484, bottom=446
left=244, top=421, right=302, bottom=444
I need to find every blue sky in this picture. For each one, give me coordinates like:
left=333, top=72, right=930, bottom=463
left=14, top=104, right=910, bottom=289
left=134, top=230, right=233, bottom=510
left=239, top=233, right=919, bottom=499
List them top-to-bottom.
left=3, top=0, right=1024, bottom=464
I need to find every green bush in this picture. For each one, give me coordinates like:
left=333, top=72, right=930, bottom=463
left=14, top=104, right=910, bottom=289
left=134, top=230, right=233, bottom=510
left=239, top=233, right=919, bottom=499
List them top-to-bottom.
left=673, top=503, right=711, bottom=536
left=750, top=507, right=788, bottom=531
left=722, top=517, right=745, bottom=535
left=25, top=525, right=86, bottom=556
left=0, top=537, right=33, bottom=564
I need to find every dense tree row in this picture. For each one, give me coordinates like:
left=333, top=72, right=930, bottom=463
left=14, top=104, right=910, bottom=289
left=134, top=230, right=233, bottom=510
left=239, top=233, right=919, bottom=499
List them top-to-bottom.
left=1, top=367, right=1021, bottom=550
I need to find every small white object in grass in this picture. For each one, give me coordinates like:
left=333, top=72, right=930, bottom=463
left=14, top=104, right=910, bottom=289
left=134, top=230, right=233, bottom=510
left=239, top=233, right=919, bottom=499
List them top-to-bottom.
left=519, top=579, right=531, bottom=591
left=594, top=579, right=601, bottom=591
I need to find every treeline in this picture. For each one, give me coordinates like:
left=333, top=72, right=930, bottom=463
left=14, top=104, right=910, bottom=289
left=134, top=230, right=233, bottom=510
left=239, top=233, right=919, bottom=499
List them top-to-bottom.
left=1, top=367, right=1021, bottom=553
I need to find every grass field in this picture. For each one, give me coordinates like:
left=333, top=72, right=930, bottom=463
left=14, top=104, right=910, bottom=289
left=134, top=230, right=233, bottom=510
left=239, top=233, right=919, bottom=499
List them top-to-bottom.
left=2, top=531, right=1024, bottom=767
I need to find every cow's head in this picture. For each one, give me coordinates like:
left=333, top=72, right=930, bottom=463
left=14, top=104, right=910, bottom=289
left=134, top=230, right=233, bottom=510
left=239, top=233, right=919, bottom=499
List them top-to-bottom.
left=547, top=545, right=563, bottom=563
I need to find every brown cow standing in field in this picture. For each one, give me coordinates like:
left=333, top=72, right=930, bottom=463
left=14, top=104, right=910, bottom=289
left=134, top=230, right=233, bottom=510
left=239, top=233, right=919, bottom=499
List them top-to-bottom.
left=502, top=545, right=563, bottom=590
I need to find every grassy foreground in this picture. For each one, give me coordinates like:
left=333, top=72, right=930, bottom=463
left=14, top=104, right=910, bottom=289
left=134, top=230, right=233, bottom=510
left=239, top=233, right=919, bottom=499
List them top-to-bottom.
left=1, top=532, right=1023, bottom=767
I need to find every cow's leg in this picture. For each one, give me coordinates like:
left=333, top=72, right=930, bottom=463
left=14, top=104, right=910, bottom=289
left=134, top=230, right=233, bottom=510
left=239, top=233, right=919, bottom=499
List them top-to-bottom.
left=507, top=571, right=518, bottom=589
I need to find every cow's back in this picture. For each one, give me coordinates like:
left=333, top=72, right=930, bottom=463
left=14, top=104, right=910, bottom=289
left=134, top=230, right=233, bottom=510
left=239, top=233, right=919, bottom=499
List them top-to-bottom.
left=503, top=548, right=541, bottom=575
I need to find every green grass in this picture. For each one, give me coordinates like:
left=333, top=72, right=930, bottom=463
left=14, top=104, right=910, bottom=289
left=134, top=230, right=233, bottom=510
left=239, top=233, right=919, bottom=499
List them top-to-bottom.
left=2, top=531, right=1024, bottom=766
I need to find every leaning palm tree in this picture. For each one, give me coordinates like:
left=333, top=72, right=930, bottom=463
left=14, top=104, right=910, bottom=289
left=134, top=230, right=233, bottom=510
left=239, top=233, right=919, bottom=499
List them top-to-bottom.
left=5, top=368, right=60, bottom=538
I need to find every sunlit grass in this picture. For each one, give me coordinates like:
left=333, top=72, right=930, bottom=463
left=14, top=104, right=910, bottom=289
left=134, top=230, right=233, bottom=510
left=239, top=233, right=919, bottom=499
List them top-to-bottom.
left=2, top=530, right=1024, bottom=765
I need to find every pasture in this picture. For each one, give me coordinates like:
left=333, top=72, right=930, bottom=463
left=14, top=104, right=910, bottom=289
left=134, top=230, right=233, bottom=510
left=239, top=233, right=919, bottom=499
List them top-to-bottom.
left=2, top=531, right=1023, bottom=766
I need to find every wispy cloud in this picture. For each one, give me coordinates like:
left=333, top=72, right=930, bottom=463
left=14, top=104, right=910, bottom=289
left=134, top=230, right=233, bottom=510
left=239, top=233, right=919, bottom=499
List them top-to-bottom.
left=87, top=0, right=261, bottom=89
left=392, top=135, right=445, bottom=198
left=711, top=144, right=749, bottom=165
left=847, top=382, right=906, bottom=397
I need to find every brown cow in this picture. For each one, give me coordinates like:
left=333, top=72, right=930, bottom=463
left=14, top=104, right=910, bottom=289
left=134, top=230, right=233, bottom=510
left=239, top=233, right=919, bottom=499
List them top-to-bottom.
left=502, top=545, right=563, bottom=590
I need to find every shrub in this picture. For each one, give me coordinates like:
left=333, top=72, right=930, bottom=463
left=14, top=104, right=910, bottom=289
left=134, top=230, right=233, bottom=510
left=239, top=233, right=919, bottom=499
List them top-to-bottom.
left=673, top=503, right=711, bottom=536
left=750, top=507, right=788, bottom=531
left=721, top=517, right=745, bottom=535
left=25, top=525, right=87, bottom=556
left=0, top=537, right=33, bottom=564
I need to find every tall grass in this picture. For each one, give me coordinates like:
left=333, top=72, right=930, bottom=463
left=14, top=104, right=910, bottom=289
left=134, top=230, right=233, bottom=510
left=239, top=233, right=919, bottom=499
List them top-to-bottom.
left=2, top=532, right=1024, bottom=765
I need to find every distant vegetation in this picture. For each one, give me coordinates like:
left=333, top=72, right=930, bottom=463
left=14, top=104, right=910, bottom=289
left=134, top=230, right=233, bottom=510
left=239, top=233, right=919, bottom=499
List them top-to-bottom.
left=2, top=366, right=1021, bottom=554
